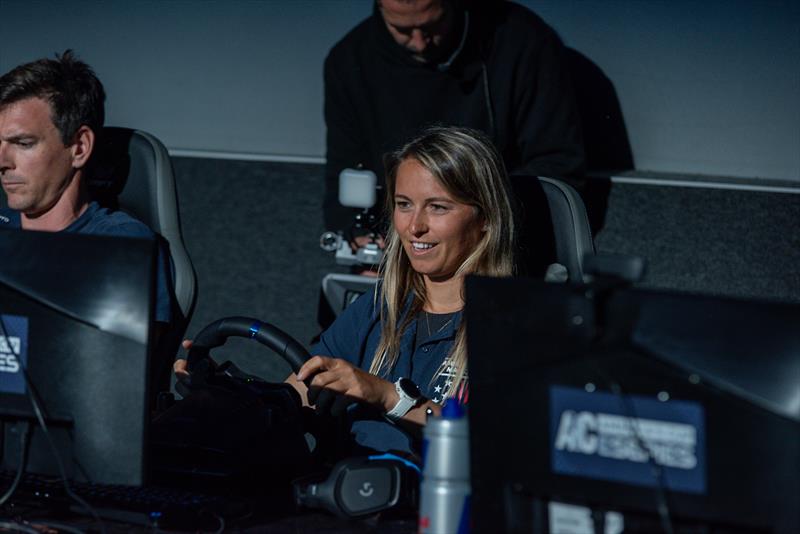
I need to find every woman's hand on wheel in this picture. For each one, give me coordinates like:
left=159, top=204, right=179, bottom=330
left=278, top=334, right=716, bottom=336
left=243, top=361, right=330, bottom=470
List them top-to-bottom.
left=173, top=339, right=193, bottom=380
left=296, top=356, right=398, bottom=413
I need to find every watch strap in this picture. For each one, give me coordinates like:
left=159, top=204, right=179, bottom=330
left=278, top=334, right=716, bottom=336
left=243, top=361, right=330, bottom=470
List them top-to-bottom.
left=386, top=378, right=419, bottom=420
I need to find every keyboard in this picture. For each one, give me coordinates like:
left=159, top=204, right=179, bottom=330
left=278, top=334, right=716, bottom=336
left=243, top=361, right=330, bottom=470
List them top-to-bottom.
left=0, top=470, right=249, bottom=530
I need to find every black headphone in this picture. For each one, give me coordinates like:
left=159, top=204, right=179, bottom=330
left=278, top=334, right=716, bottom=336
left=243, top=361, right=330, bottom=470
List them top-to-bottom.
left=293, top=453, right=420, bottom=518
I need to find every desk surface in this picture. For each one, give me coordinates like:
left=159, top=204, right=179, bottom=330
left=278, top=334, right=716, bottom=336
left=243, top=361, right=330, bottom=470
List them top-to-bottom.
left=6, top=508, right=417, bottom=533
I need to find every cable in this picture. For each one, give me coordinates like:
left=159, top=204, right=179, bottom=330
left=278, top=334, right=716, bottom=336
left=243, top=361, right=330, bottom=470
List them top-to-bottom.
left=481, top=62, right=496, bottom=140
left=584, top=277, right=675, bottom=533
left=0, top=315, right=106, bottom=534
left=593, top=358, right=675, bottom=534
left=23, top=371, right=107, bottom=532
left=610, top=380, right=674, bottom=534
left=0, top=421, right=32, bottom=507
left=0, top=520, right=40, bottom=534
left=25, top=520, right=87, bottom=534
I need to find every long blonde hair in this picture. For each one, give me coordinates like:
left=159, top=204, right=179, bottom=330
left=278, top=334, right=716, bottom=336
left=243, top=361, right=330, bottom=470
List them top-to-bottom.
left=368, top=126, right=516, bottom=398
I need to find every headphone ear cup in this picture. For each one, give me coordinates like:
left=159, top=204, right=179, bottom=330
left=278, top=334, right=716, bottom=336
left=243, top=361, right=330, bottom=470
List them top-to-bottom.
left=293, top=457, right=420, bottom=518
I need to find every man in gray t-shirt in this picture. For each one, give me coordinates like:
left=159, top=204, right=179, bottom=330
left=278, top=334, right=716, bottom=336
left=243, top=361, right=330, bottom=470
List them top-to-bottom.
left=0, top=50, right=175, bottom=398
left=0, top=50, right=172, bottom=322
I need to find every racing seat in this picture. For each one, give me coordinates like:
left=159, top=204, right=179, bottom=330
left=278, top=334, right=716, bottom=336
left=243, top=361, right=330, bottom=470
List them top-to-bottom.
left=87, top=127, right=197, bottom=399
left=510, top=174, right=595, bottom=284
left=537, top=176, right=595, bottom=284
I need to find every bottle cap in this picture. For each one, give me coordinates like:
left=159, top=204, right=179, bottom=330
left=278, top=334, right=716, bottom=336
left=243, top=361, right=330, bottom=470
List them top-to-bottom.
left=441, top=401, right=465, bottom=419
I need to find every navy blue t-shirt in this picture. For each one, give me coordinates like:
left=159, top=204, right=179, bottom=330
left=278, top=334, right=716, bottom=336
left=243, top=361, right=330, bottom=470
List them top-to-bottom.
left=0, top=202, right=172, bottom=322
left=311, top=289, right=463, bottom=455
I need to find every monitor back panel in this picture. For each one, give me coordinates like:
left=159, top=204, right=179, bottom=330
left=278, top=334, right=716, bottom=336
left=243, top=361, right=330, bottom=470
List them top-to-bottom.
left=0, top=230, right=155, bottom=486
left=465, top=275, right=800, bottom=533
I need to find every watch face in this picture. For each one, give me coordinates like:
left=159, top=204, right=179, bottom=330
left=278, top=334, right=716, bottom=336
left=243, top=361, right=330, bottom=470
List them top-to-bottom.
left=399, top=378, right=421, bottom=399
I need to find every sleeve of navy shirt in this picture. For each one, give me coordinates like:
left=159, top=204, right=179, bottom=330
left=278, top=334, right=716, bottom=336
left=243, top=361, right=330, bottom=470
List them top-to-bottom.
left=310, top=289, right=379, bottom=366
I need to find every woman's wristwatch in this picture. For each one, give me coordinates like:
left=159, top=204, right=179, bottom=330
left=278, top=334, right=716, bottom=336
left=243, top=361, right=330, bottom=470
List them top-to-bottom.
left=385, top=378, right=422, bottom=421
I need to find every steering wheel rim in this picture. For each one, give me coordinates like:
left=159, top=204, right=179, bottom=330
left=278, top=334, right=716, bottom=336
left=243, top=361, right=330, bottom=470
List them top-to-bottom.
left=186, top=316, right=310, bottom=377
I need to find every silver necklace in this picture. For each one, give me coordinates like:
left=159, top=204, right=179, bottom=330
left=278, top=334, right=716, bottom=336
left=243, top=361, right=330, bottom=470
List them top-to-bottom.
left=424, top=311, right=455, bottom=339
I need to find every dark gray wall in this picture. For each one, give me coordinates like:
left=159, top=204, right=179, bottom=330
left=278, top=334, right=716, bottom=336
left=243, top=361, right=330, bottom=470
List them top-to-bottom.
left=1, top=0, right=798, bottom=181
left=172, top=158, right=339, bottom=380
left=595, top=181, right=800, bottom=304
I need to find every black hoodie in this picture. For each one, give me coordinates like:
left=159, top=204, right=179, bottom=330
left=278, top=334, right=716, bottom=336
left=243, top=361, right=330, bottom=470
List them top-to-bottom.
left=323, top=0, right=584, bottom=230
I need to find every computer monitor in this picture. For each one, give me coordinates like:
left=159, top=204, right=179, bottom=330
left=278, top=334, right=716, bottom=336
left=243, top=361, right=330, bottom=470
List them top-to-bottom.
left=0, top=228, right=156, bottom=486
left=466, top=275, right=800, bottom=533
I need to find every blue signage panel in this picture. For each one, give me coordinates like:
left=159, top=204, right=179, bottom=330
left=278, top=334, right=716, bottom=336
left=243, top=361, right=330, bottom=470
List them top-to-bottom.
left=0, top=314, right=28, bottom=395
left=549, top=385, right=706, bottom=494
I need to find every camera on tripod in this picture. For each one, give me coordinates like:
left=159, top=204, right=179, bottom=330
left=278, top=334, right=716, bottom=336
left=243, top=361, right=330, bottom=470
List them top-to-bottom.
left=319, top=168, right=384, bottom=267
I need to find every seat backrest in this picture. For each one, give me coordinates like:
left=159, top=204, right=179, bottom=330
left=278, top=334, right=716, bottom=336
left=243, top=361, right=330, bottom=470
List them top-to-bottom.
left=87, top=127, right=197, bottom=399
left=88, top=127, right=197, bottom=321
left=510, top=175, right=595, bottom=284
left=537, top=176, right=595, bottom=284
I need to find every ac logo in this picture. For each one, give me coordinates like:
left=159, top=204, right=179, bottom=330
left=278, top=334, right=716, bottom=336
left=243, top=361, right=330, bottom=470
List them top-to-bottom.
left=0, top=335, right=21, bottom=373
left=549, top=385, right=707, bottom=494
left=554, top=409, right=698, bottom=469
left=554, top=410, right=599, bottom=454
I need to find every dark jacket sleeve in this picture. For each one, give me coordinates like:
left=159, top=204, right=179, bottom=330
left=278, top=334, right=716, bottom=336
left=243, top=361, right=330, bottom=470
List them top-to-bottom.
left=508, top=21, right=585, bottom=185
left=323, top=49, right=369, bottom=231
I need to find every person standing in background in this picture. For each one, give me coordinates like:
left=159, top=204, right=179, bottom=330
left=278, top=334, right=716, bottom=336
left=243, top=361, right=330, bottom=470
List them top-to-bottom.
left=323, top=0, right=585, bottom=234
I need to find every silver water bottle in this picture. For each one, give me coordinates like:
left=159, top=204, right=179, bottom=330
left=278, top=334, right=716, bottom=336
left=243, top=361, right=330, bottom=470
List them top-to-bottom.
left=418, top=401, right=470, bottom=534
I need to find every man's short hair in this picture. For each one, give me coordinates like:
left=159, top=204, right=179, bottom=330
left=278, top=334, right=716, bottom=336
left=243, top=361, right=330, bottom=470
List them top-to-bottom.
left=0, top=50, right=106, bottom=145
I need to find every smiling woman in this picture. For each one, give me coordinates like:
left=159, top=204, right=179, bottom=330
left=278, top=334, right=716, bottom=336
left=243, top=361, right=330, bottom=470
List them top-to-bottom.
left=290, top=125, right=515, bottom=458
left=392, top=158, right=485, bottom=284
